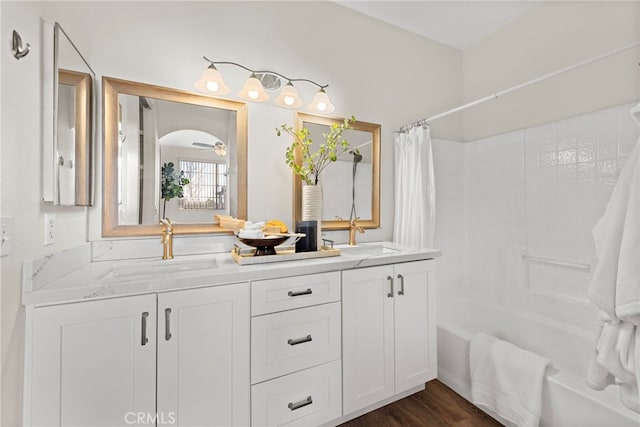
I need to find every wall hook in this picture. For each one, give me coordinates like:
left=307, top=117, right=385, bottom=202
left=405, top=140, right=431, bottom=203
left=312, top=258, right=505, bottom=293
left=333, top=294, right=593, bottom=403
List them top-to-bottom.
left=12, top=30, right=30, bottom=60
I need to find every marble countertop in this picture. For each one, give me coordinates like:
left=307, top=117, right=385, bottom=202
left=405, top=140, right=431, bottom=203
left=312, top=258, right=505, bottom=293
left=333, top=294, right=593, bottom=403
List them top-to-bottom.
left=22, top=242, right=441, bottom=307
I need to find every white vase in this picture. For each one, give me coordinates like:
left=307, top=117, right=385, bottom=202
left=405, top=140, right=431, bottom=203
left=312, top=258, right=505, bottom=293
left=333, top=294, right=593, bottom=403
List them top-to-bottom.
left=301, top=184, right=323, bottom=250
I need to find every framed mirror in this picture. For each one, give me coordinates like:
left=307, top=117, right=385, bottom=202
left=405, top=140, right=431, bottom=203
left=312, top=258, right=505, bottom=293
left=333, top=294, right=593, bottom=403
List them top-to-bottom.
left=43, top=22, right=95, bottom=206
left=103, top=77, right=248, bottom=237
left=293, top=113, right=380, bottom=230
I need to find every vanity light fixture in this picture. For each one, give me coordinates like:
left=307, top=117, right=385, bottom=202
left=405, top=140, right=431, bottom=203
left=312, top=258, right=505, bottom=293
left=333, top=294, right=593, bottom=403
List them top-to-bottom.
left=195, top=57, right=335, bottom=113
left=194, top=64, right=230, bottom=95
left=237, top=73, right=269, bottom=102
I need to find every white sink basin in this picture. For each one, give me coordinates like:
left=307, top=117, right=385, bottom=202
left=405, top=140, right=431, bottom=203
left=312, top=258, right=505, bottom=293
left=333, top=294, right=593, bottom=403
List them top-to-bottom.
left=336, top=243, right=400, bottom=256
left=99, top=258, right=217, bottom=280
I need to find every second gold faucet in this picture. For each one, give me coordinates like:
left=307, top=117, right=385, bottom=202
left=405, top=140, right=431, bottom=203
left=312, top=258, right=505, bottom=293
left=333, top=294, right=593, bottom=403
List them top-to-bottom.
left=348, top=217, right=365, bottom=246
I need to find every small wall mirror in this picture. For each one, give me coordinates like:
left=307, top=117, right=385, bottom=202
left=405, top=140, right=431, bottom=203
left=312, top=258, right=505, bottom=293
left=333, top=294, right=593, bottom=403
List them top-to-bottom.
left=43, top=22, right=95, bottom=206
left=103, top=77, right=247, bottom=237
left=293, top=113, right=380, bottom=230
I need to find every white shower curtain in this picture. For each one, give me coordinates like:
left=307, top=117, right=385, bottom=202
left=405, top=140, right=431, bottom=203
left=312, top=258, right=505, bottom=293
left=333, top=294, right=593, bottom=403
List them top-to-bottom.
left=393, top=125, right=436, bottom=248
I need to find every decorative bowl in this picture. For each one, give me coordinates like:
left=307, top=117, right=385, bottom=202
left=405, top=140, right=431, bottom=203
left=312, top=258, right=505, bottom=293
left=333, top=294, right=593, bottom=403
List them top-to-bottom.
left=236, top=235, right=289, bottom=256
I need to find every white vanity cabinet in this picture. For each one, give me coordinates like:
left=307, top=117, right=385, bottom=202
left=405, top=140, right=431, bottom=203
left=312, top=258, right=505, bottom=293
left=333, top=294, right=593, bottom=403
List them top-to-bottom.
left=24, top=245, right=441, bottom=427
left=342, top=260, right=437, bottom=415
left=250, top=272, right=343, bottom=426
left=27, top=283, right=249, bottom=427
left=157, top=284, right=250, bottom=427
left=28, top=294, right=157, bottom=426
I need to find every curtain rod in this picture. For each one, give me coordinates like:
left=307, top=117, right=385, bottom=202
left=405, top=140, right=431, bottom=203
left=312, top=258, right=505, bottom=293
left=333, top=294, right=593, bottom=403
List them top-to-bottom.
left=397, top=40, right=640, bottom=133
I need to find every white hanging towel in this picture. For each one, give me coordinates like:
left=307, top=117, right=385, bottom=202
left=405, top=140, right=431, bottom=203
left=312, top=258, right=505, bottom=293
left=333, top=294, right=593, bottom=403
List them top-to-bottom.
left=586, top=103, right=640, bottom=413
left=470, top=333, right=550, bottom=427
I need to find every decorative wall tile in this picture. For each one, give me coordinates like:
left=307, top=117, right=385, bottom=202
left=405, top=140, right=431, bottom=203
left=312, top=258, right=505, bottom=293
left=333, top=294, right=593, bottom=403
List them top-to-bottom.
left=458, top=102, right=638, bottom=318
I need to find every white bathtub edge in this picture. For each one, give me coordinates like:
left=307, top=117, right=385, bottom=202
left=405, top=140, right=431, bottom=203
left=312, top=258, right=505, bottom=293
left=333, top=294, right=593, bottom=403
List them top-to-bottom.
left=437, top=318, right=640, bottom=426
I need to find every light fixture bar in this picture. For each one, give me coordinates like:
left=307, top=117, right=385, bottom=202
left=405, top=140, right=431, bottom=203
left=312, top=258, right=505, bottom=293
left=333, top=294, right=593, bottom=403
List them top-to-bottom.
left=202, top=56, right=329, bottom=89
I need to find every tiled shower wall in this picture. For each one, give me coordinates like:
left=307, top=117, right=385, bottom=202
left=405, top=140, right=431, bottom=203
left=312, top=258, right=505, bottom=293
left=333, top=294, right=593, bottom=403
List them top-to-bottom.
left=434, top=102, right=638, bottom=329
left=523, top=104, right=638, bottom=304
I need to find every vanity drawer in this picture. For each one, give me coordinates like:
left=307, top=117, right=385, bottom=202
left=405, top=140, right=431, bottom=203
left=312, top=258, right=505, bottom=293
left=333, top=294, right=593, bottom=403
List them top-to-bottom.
left=251, top=271, right=340, bottom=316
left=251, top=302, right=341, bottom=384
left=251, top=360, right=342, bottom=427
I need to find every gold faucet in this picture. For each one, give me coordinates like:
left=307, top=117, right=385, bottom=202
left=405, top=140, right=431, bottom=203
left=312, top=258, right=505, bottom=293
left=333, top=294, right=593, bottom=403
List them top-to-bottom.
left=348, top=217, right=365, bottom=246
left=160, top=218, right=174, bottom=260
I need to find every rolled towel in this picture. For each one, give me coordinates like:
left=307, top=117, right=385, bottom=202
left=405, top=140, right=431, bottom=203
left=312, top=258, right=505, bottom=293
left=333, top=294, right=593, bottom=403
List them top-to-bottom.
left=238, top=229, right=264, bottom=239
left=470, top=332, right=550, bottom=427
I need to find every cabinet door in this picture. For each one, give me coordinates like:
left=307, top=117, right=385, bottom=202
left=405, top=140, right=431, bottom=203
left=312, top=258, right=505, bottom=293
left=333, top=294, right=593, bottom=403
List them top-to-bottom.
left=394, top=261, right=437, bottom=393
left=342, top=265, right=395, bottom=415
left=157, top=283, right=250, bottom=427
left=29, top=294, right=157, bottom=426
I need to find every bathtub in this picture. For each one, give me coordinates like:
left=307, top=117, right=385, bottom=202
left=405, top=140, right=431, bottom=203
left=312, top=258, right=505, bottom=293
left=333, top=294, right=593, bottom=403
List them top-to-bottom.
left=437, top=296, right=640, bottom=426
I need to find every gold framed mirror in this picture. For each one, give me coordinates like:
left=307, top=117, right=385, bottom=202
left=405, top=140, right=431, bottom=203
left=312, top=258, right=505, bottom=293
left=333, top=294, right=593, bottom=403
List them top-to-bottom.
left=57, top=69, right=92, bottom=206
left=103, top=77, right=247, bottom=237
left=293, top=113, right=380, bottom=230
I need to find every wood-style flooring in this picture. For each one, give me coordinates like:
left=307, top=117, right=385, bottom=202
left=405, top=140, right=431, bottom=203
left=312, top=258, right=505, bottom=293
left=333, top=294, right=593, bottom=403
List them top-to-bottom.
left=339, top=380, right=502, bottom=427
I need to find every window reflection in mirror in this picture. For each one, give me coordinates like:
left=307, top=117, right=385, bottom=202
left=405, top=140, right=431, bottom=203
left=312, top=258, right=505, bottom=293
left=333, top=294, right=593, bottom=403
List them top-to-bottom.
left=103, top=77, right=247, bottom=237
left=116, top=94, right=237, bottom=225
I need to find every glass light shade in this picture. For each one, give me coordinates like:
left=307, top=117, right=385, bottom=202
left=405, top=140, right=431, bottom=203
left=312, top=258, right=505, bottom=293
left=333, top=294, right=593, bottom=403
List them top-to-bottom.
left=194, top=65, right=230, bottom=95
left=238, top=74, right=269, bottom=102
left=274, top=82, right=303, bottom=108
left=307, top=88, right=335, bottom=113
left=213, top=141, right=227, bottom=156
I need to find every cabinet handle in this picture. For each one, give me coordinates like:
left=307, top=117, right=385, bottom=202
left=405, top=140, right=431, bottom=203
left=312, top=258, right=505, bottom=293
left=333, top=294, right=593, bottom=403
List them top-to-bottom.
left=397, top=274, right=405, bottom=296
left=387, top=276, right=394, bottom=298
left=288, top=288, right=312, bottom=297
left=165, top=308, right=172, bottom=341
left=141, top=312, right=149, bottom=346
left=288, top=334, right=312, bottom=346
left=288, top=396, right=313, bottom=411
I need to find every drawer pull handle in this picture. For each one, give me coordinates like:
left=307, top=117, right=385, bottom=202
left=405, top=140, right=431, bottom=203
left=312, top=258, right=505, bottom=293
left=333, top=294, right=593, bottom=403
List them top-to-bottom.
left=397, top=274, right=405, bottom=296
left=387, top=276, right=394, bottom=298
left=288, top=288, right=312, bottom=297
left=165, top=308, right=172, bottom=341
left=141, top=312, right=149, bottom=346
left=288, top=334, right=312, bottom=346
left=288, top=396, right=313, bottom=411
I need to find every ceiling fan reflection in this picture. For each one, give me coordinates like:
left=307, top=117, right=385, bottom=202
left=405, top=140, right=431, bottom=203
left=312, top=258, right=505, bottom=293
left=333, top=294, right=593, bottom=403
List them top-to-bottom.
left=192, top=141, right=227, bottom=156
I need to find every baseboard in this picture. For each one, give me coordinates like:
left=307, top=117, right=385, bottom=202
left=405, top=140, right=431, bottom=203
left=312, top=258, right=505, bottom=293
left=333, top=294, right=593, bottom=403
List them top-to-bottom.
left=437, top=368, right=471, bottom=401
left=319, top=385, right=425, bottom=427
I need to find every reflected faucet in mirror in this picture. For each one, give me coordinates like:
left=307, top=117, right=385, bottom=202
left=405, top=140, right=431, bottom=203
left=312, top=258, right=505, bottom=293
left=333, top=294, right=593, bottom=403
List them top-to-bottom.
left=160, top=218, right=174, bottom=260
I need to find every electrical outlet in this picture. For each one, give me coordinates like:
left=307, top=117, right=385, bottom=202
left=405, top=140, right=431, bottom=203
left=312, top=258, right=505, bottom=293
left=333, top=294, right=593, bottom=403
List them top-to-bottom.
left=44, top=214, right=56, bottom=245
left=1, top=217, right=12, bottom=256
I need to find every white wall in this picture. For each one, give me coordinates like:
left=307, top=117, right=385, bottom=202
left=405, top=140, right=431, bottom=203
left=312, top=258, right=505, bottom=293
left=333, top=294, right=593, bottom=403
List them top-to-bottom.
left=85, top=1, right=463, bottom=244
left=430, top=1, right=640, bottom=323
left=461, top=1, right=639, bottom=141
left=1, top=2, right=463, bottom=425
left=1, top=2, right=93, bottom=426
left=432, top=139, right=466, bottom=293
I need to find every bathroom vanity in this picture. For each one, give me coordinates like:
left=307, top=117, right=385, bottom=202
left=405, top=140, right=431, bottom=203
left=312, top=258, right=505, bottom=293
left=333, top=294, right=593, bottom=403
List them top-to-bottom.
left=22, top=242, right=440, bottom=426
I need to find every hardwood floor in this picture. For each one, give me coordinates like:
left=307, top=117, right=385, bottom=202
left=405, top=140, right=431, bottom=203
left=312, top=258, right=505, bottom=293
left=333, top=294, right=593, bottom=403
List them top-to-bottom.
left=339, top=380, right=502, bottom=427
